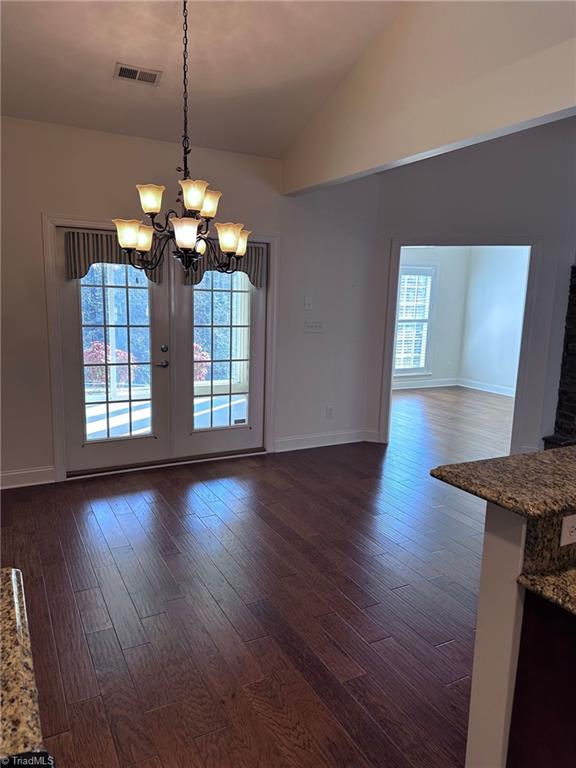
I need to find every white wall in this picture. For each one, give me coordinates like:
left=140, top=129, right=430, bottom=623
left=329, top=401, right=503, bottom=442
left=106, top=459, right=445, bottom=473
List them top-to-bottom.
left=283, top=2, right=576, bottom=192
left=1, top=117, right=382, bottom=483
left=379, top=117, right=576, bottom=454
left=275, top=182, right=382, bottom=450
left=393, top=246, right=470, bottom=388
left=460, top=246, right=530, bottom=396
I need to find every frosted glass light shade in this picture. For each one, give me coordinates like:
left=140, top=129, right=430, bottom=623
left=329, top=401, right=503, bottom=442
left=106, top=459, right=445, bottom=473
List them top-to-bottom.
left=179, top=179, right=209, bottom=211
left=136, top=184, right=165, bottom=214
left=200, top=190, right=222, bottom=219
left=171, top=217, right=201, bottom=250
left=112, top=219, right=142, bottom=249
left=215, top=222, right=244, bottom=254
left=136, top=225, right=154, bottom=253
left=235, top=229, right=252, bottom=257
left=196, top=238, right=207, bottom=255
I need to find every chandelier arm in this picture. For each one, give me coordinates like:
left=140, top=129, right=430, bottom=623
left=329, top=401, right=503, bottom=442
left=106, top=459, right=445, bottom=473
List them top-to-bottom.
left=150, top=209, right=179, bottom=233
left=144, top=235, right=168, bottom=272
left=148, top=235, right=172, bottom=270
left=206, top=237, right=223, bottom=271
left=126, top=249, right=147, bottom=272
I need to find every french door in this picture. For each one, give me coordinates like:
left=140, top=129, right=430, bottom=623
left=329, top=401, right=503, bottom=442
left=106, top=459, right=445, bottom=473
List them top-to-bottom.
left=60, top=228, right=266, bottom=474
left=171, top=267, right=266, bottom=457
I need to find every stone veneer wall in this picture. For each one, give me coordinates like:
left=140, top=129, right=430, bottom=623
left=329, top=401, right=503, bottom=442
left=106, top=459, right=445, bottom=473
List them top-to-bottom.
left=552, top=266, right=576, bottom=441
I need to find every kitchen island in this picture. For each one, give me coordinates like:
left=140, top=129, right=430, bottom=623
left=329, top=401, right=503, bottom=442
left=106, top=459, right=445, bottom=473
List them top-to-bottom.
left=431, top=446, right=576, bottom=768
left=0, top=568, right=48, bottom=763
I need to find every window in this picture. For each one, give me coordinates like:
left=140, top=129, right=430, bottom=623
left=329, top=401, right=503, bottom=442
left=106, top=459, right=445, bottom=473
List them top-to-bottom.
left=79, top=263, right=152, bottom=440
left=394, top=266, right=434, bottom=373
left=193, top=270, right=251, bottom=430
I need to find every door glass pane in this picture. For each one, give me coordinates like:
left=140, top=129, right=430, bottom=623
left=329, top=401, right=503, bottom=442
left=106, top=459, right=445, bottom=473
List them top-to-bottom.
left=82, top=263, right=103, bottom=286
left=79, top=264, right=152, bottom=440
left=104, top=264, right=127, bottom=286
left=192, top=272, right=252, bottom=429
left=81, top=286, right=104, bottom=325
left=105, top=287, right=127, bottom=325
left=128, top=287, right=149, bottom=325
left=194, top=290, right=211, bottom=325
left=213, top=292, right=231, bottom=325
left=82, top=327, right=104, bottom=363
left=106, top=327, right=128, bottom=363
left=130, top=327, right=150, bottom=362
left=194, top=327, right=211, bottom=359
left=232, top=327, right=249, bottom=360
left=213, top=328, right=231, bottom=360
left=212, top=361, right=230, bottom=395
left=231, top=361, right=249, bottom=393
left=131, top=364, right=151, bottom=400
left=107, top=365, right=129, bottom=401
left=212, top=395, right=231, bottom=427
left=231, top=395, right=248, bottom=425
left=193, top=396, right=211, bottom=429
left=131, top=401, right=151, bottom=434
left=108, top=402, right=131, bottom=437
left=85, top=403, right=107, bottom=439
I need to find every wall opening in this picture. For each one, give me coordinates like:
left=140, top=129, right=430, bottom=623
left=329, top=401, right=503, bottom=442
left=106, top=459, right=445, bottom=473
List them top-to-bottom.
left=390, top=245, right=531, bottom=460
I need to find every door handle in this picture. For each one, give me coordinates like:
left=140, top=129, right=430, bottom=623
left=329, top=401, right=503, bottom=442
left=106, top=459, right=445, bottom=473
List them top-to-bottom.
left=154, top=360, right=169, bottom=368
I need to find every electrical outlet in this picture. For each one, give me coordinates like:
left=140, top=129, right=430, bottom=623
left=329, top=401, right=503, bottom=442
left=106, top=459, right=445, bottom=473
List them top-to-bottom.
left=304, top=321, right=323, bottom=334
left=325, top=406, right=334, bottom=419
left=560, top=514, right=576, bottom=547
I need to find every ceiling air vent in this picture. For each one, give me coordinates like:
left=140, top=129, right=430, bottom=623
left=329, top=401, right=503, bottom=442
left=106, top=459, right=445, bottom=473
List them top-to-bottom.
left=114, top=62, right=162, bottom=86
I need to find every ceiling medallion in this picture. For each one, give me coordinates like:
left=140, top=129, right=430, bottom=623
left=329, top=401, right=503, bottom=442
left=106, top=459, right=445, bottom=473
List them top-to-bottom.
left=112, top=0, right=250, bottom=274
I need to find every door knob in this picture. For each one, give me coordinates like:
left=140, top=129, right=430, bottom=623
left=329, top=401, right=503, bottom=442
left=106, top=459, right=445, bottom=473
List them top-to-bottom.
left=154, top=360, right=169, bottom=368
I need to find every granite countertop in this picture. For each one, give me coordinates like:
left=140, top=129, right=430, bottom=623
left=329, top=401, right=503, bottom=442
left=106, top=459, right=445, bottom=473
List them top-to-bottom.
left=430, top=446, right=576, bottom=518
left=0, top=568, right=44, bottom=758
left=518, top=568, right=576, bottom=615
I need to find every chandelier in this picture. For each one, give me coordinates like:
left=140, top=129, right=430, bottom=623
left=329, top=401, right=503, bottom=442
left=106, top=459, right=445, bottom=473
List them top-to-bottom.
left=112, top=0, right=250, bottom=274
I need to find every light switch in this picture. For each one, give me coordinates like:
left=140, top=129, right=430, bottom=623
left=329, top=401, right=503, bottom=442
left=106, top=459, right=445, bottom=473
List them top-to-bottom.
left=304, top=297, right=313, bottom=311
left=304, top=321, right=323, bottom=334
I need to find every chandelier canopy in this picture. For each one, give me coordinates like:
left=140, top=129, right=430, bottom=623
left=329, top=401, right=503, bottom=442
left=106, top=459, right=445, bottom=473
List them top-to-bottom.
left=112, top=0, right=250, bottom=275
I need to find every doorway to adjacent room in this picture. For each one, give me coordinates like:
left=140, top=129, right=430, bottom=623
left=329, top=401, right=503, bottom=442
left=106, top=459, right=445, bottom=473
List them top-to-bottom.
left=389, top=244, right=531, bottom=461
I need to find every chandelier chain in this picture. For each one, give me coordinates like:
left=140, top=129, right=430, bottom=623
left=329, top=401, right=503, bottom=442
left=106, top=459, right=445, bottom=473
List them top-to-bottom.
left=113, top=0, right=250, bottom=275
left=182, top=0, right=190, bottom=179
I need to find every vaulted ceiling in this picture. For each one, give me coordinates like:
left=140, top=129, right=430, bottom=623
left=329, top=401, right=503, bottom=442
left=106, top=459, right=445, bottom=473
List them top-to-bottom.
left=1, top=1, right=400, bottom=158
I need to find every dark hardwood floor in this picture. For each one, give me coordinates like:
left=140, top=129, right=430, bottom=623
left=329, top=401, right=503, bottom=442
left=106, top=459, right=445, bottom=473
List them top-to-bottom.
left=1, top=387, right=514, bottom=767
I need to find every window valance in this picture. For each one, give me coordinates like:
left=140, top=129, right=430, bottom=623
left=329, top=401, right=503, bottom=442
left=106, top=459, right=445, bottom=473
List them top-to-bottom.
left=65, top=230, right=163, bottom=283
left=66, top=230, right=267, bottom=288
left=182, top=241, right=267, bottom=289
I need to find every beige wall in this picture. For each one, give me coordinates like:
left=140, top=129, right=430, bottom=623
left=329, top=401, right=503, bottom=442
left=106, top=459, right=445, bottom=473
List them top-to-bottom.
left=283, top=1, right=576, bottom=192
left=2, top=116, right=574, bottom=483
left=1, top=117, right=383, bottom=479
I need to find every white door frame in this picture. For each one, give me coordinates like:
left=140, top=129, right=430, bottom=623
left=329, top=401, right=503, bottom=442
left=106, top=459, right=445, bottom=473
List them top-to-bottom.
left=42, top=213, right=280, bottom=481
left=378, top=233, right=544, bottom=455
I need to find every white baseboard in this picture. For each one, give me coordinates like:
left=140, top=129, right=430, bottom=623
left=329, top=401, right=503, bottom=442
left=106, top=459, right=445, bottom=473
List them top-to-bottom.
left=393, top=376, right=515, bottom=397
left=393, top=377, right=460, bottom=390
left=458, top=379, right=515, bottom=397
left=274, top=429, right=382, bottom=453
left=1, top=466, right=56, bottom=489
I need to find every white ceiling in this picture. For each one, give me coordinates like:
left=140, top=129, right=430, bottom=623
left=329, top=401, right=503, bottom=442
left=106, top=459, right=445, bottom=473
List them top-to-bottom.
left=1, top=1, right=400, bottom=158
